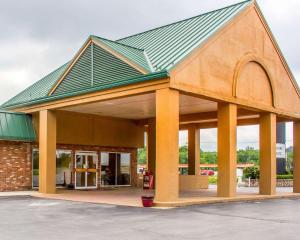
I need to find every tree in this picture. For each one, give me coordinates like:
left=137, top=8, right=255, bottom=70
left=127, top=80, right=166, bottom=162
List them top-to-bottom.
left=137, top=145, right=260, bottom=166
left=179, top=145, right=188, bottom=164
left=138, top=147, right=147, bottom=164
left=237, top=147, right=259, bottom=165
left=286, top=148, right=293, bottom=173
left=200, top=149, right=217, bottom=164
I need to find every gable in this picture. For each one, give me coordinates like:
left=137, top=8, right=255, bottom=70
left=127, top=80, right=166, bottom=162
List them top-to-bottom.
left=169, top=3, right=300, bottom=117
left=92, top=36, right=153, bottom=73
left=51, top=42, right=143, bottom=96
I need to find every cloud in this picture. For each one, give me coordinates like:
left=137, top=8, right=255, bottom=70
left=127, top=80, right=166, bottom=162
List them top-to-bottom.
left=0, top=0, right=298, bottom=148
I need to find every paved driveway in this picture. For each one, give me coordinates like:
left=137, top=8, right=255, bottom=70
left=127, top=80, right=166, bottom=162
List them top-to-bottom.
left=0, top=196, right=299, bottom=240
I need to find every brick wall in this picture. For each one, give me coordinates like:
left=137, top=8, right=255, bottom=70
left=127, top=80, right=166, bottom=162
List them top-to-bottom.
left=0, top=141, right=32, bottom=191
left=0, top=141, right=138, bottom=192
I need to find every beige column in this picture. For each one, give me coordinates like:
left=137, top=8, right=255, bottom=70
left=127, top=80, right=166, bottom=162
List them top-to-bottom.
left=155, top=88, right=179, bottom=202
left=217, top=102, right=237, bottom=197
left=39, top=110, right=57, bottom=194
left=259, top=113, right=276, bottom=195
left=147, top=118, right=156, bottom=176
left=293, top=121, right=300, bottom=193
left=188, top=125, right=200, bottom=175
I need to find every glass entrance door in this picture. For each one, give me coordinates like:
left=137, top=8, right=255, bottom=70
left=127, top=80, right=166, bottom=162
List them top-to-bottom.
left=75, top=152, right=98, bottom=189
left=101, top=152, right=131, bottom=186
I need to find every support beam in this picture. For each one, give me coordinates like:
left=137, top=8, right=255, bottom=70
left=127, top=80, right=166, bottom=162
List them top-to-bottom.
left=155, top=88, right=179, bottom=202
left=217, top=103, right=237, bottom=197
left=39, top=110, right=57, bottom=194
left=259, top=113, right=276, bottom=195
left=180, top=117, right=261, bottom=130
left=147, top=118, right=156, bottom=176
left=293, top=121, right=300, bottom=193
left=188, top=125, right=200, bottom=175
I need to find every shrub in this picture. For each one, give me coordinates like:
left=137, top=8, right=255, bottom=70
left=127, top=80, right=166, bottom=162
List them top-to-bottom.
left=243, top=166, right=260, bottom=179
left=277, top=174, right=293, bottom=180
left=208, top=176, right=217, bottom=184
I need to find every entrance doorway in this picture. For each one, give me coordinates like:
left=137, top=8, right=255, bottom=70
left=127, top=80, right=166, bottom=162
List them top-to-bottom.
left=75, top=152, right=98, bottom=189
left=100, top=152, right=131, bottom=186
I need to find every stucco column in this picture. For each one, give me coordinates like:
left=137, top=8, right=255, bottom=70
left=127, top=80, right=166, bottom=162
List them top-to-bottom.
left=155, top=88, right=179, bottom=203
left=217, top=102, right=237, bottom=197
left=39, top=110, right=57, bottom=194
left=259, top=113, right=276, bottom=195
left=147, top=118, right=156, bottom=176
left=293, top=121, right=300, bottom=193
left=188, top=125, right=200, bottom=175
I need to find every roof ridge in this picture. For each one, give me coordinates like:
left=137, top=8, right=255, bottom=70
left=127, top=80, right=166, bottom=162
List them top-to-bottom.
left=117, top=0, right=253, bottom=42
left=91, top=35, right=145, bottom=51
left=143, top=50, right=155, bottom=72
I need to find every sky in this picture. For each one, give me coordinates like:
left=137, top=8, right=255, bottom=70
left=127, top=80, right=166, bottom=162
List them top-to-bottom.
left=0, top=0, right=299, bottom=151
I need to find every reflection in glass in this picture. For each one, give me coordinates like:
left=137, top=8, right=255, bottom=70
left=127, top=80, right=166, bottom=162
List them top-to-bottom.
left=32, top=149, right=72, bottom=187
left=32, top=150, right=39, bottom=187
left=56, top=150, right=72, bottom=186
left=75, top=152, right=98, bottom=189
left=101, top=152, right=131, bottom=186
left=101, top=153, right=109, bottom=185
left=118, top=153, right=131, bottom=185
left=76, top=155, right=85, bottom=169
left=86, top=155, right=97, bottom=169
left=76, top=172, right=85, bottom=188
left=87, top=172, right=97, bottom=187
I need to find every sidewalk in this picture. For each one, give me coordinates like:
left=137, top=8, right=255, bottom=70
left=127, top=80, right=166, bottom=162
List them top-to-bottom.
left=0, top=191, right=36, bottom=197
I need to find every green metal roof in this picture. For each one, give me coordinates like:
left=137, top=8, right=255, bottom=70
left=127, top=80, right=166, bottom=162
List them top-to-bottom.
left=1, top=0, right=252, bottom=109
left=117, top=0, right=252, bottom=70
left=92, top=36, right=153, bottom=72
left=52, top=43, right=144, bottom=95
left=2, top=63, right=70, bottom=108
left=2, top=71, right=168, bottom=109
left=0, top=111, right=36, bottom=142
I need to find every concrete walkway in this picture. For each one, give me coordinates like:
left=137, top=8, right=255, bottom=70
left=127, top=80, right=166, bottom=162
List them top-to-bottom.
left=33, top=186, right=300, bottom=207
left=0, top=191, right=36, bottom=197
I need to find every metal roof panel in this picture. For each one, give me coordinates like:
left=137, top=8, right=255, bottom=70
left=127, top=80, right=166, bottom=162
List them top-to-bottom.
left=117, top=0, right=252, bottom=70
left=91, top=36, right=153, bottom=72
left=52, top=43, right=143, bottom=96
left=0, top=111, right=35, bottom=141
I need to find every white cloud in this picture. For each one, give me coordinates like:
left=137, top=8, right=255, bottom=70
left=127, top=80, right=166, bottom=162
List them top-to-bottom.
left=0, top=0, right=298, bottom=149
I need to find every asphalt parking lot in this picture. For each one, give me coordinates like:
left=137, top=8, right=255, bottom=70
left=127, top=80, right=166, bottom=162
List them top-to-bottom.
left=0, top=196, right=299, bottom=240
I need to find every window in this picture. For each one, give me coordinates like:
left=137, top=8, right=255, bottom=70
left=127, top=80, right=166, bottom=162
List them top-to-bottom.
left=32, top=149, right=72, bottom=187
left=101, top=152, right=131, bottom=186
